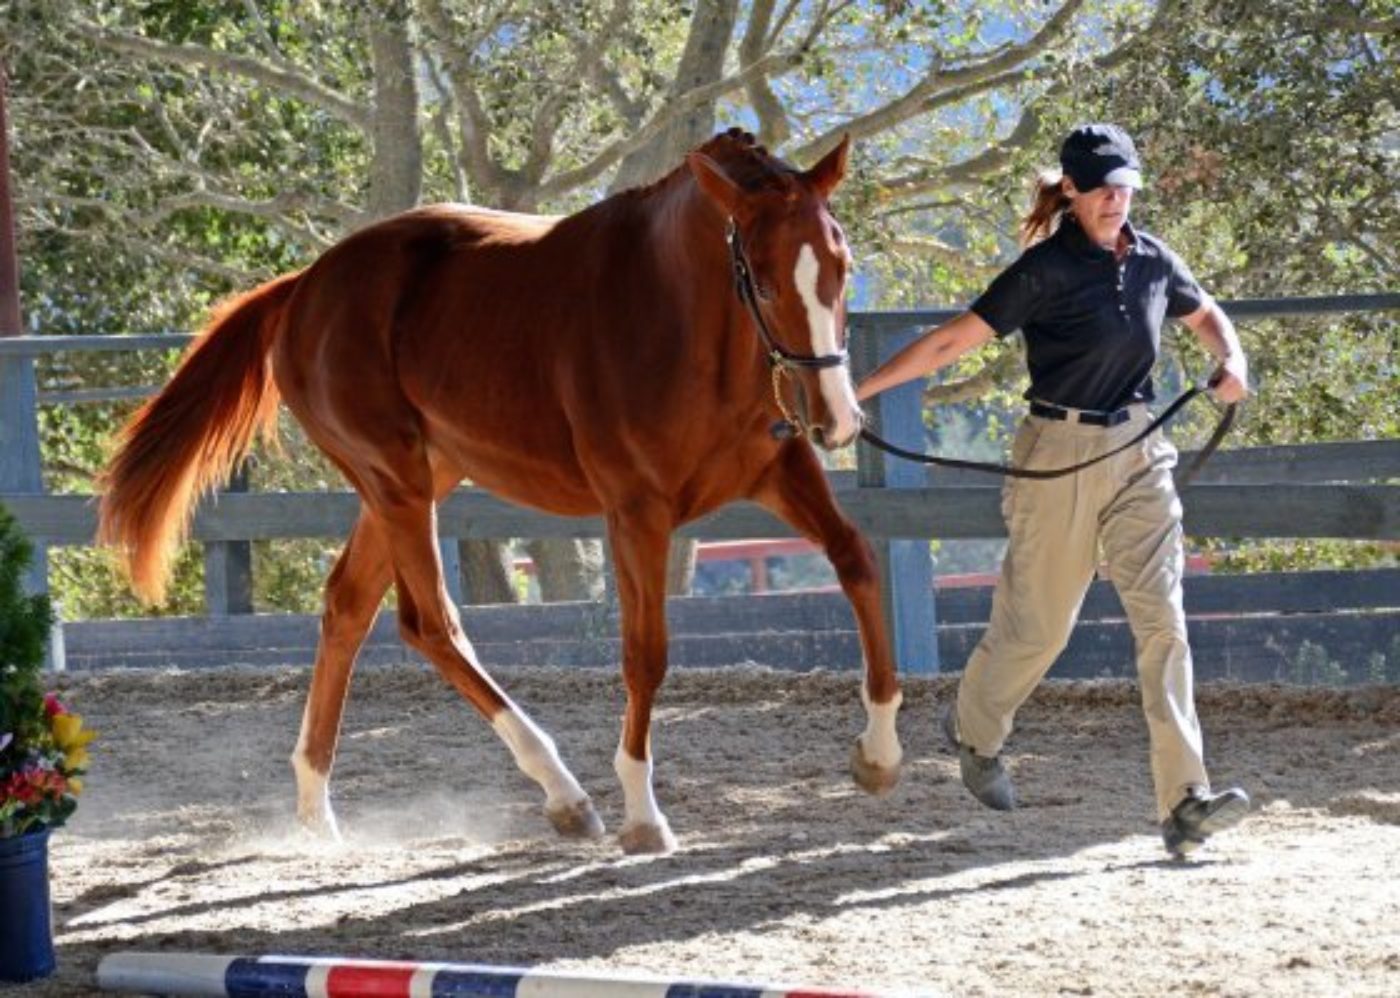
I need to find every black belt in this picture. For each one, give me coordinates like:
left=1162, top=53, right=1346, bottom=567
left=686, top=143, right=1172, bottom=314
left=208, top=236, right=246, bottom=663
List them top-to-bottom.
left=1029, top=400, right=1132, bottom=427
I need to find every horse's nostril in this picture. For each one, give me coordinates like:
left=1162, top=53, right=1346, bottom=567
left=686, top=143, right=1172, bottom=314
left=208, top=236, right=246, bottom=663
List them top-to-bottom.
left=808, top=426, right=826, bottom=447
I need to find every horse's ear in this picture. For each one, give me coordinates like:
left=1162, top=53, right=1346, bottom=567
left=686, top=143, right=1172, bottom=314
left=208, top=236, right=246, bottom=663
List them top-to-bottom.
left=805, top=134, right=851, bottom=199
left=688, top=152, right=744, bottom=216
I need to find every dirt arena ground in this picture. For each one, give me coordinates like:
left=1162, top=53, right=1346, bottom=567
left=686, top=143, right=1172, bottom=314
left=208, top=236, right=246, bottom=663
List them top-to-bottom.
left=14, top=664, right=1400, bottom=997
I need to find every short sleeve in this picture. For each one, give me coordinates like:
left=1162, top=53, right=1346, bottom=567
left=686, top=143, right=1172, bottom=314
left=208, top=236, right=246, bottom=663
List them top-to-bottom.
left=1163, top=245, right=1206, bottom=318
left=969, top=253, right=1045, bottom=337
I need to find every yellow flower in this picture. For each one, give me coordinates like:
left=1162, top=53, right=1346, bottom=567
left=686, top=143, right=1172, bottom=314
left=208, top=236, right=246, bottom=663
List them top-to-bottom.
left=52, top=713, right=96, bottom=752
left=64, top=746, right=91, bottom=771
left=67, top=776, right=84, bottom=795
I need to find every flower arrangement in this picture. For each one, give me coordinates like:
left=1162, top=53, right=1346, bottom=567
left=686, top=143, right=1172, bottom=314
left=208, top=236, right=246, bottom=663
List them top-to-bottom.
left=0, top=502, right=89, bottom=839
left=0, top=689, right=95, bottom=838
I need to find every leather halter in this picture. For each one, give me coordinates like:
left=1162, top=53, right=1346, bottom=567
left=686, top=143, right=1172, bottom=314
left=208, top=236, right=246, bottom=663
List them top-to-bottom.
left=727, top=219, right=848, bottom=371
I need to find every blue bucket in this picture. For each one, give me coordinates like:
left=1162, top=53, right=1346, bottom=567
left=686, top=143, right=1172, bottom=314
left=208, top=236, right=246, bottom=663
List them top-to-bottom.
left=0, top=827, right=56, bottom=982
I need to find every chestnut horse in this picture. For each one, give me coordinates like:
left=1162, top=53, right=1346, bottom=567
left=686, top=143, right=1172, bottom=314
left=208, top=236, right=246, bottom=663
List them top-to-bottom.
left=98, top=129, right=902, bottom=854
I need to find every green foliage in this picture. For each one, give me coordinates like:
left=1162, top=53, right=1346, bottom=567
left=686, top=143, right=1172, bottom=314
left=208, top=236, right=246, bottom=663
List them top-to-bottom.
left=0, top=506, right=55, bottom=673
left=0, top=506, right=87, bottom=838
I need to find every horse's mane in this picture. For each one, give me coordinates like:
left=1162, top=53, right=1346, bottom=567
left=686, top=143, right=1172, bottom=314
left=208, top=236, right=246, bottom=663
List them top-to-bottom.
left=634, top=127, right=800, bottom=200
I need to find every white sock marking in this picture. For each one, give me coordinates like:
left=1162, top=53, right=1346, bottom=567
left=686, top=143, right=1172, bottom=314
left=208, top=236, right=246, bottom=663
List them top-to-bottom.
left=860, top=684, right=904, bottom=769
left=291, top=703, right=340, bottom=838
left=493, top=709, right=588, bottom=810
left=614, top=743, right=667, bottom=831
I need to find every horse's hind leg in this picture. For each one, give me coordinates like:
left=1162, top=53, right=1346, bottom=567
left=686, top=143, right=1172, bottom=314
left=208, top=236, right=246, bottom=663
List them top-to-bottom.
left=753, top=443, right=903, bottom=795
left=371, top=482, right=603, bottom=840
left=607, top=501, right=679, bottom=854
left=293, top=510, right=393, bottom=838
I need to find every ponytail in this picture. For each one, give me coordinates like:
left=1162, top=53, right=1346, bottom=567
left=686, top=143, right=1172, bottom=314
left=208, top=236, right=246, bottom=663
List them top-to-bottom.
left=1019, top=169, right=1071, bottom=247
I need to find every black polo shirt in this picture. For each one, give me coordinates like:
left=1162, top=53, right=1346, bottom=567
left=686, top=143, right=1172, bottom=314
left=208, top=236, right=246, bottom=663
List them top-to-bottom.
left=970, top=216, right=1206, bottom=411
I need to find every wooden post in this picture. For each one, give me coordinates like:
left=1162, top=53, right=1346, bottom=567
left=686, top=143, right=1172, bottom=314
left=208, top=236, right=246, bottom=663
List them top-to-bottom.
left=0, top=66, right=60, bottom=670
left=0, top=68, right=47, bottom=591
left=853, top=324, right=939, bottom=674
left=203, top=464, right=254, bottom=615
left=439, top=534, right=464, bottom=607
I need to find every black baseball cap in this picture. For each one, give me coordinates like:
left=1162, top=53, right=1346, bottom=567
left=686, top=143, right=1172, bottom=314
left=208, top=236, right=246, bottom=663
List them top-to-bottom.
left=1060, top=123, right=1143, bottom=191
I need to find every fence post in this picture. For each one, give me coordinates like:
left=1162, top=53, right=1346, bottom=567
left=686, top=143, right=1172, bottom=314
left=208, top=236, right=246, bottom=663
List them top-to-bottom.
left=0, top=67, right=57, bottom=673
left=853, top=323, right=938, bottom=674
left=203, top=463, right=254, bottom=615
left=440, top=535, right=464, bottom=607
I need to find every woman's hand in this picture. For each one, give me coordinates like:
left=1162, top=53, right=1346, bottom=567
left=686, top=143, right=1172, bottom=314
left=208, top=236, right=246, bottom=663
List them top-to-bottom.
left=1209, top=355, right=1250, bottom=403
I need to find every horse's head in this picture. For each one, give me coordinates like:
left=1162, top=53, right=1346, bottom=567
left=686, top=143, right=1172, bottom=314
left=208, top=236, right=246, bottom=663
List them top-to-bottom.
left=687, top=131, right=860, bottom=450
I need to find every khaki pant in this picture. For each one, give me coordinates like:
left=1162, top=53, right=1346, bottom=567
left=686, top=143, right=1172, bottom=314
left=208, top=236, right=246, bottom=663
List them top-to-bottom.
left=955, top=404, right=1209, bottom=820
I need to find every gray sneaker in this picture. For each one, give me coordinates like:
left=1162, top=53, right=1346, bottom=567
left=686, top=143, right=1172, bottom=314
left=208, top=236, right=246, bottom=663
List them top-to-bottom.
left=942, top=703, right=1016, bottom=811
left=1161, top=787, right=1250, bottom=857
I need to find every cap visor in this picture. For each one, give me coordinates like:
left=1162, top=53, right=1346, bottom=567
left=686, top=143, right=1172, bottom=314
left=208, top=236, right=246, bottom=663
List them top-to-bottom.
left=1103, top=166, right=1143, bottom=189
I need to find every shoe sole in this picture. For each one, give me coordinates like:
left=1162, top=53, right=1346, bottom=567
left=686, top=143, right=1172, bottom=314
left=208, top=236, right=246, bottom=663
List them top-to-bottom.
left=1165, top=794, right=1250, bottom=857
left=1197, top=794, right=1250, bottom=836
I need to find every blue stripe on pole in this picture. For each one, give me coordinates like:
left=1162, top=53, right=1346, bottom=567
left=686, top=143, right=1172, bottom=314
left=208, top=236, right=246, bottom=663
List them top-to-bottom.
left=225, top=957, right=310, bottom=996
left=431, top=967, right=525, bottom=996
left=664, top=986, right=765, bottom=997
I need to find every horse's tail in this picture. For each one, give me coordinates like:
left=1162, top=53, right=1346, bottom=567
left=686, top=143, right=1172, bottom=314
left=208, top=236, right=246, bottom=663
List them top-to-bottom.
left=97, top=272, right=302, bottom=604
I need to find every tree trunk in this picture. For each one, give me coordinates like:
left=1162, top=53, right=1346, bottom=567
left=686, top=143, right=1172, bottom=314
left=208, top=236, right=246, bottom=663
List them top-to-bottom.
left=609, top=0, right=740, bottom=191
left=365, top=4, right=422, bottom=220
left=666, top=536, right=698, bottom=596
left=525, top=538, right=604, bottom=603
left=457, top=539, right=517, bottom=604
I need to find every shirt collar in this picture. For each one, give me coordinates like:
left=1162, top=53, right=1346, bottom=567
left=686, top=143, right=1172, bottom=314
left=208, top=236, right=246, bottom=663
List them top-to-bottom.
left=1058, top=214, right=1140, bottom=260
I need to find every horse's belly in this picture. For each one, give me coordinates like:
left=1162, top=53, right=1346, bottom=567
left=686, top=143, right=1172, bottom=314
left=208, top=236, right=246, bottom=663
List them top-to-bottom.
left=425, top=415, right=601, bottom=518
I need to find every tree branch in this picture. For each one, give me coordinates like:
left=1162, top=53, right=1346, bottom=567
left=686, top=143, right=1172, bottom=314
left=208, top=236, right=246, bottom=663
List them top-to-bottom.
left=740, top=0, right=791, bottom=147
left=794, top=0, right=1090, bottom=162
left=540, top=7, right=831, bottom=197
left=72, top=20, right=370, bottom=129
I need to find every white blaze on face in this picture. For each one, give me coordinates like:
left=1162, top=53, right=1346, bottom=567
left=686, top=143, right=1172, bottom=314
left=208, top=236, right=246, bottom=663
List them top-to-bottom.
left=794, top=243, right=859, bottom=444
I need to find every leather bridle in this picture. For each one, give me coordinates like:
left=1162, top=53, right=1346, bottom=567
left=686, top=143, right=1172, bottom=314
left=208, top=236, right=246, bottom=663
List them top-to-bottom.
left=726, top=218, right=848, bottom=440
left=727, top=219, right=848, bottom=372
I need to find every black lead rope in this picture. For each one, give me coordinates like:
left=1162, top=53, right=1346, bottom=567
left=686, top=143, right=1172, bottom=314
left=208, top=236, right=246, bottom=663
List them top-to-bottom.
left=724, top=214, right=1235, bottom=484
left=859, top=386, right=1237, bottom=485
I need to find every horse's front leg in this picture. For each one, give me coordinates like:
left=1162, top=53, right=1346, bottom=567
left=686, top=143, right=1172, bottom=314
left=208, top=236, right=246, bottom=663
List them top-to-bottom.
left=753, top=442, right=903, bottom=795
left=606, top=502, right=679, bottom=854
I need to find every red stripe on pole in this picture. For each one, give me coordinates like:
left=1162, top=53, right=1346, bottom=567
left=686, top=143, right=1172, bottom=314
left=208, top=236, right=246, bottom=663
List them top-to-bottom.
left=325, top=963, right=418, bottom=997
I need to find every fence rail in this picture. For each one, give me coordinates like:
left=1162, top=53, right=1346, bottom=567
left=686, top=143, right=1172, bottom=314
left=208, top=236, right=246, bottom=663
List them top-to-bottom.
left=2, top=294, right=1398, bottom=678
left=5, top=468, right=1398, bottom=545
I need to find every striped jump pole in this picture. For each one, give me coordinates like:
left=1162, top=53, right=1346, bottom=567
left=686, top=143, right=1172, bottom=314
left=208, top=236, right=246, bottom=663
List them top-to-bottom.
left=96, top=952, right=922, bottom=998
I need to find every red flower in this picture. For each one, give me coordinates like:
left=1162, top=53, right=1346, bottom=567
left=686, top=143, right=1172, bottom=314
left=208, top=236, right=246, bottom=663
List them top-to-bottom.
left=44, top=693, right=67, bottom=718
left=2, top=766, right=67, bottom=805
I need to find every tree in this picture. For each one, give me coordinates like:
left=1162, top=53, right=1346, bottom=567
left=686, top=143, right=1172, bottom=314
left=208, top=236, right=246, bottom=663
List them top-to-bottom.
left=2, top=0, right=1393, bottom=615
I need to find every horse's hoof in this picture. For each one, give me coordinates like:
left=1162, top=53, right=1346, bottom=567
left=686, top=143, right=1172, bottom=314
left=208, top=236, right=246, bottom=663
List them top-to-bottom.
left=850, top=738, right=901, bottom=796
left=547, top=797, right=606, bottom=839
left=296, top=805, right=343, bottom=842
left=618, top=820, right=677, bottom=855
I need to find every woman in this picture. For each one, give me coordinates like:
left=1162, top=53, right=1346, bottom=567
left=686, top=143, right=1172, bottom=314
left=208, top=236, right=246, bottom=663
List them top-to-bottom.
left=857, top=123, right=1249, bottom=857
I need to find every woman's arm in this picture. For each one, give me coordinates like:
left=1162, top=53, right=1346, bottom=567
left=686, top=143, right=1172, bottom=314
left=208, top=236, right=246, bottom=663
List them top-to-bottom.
left=1179, top=299, right=1249, bottom=403
left=855, top=311, right=997, bottom=403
